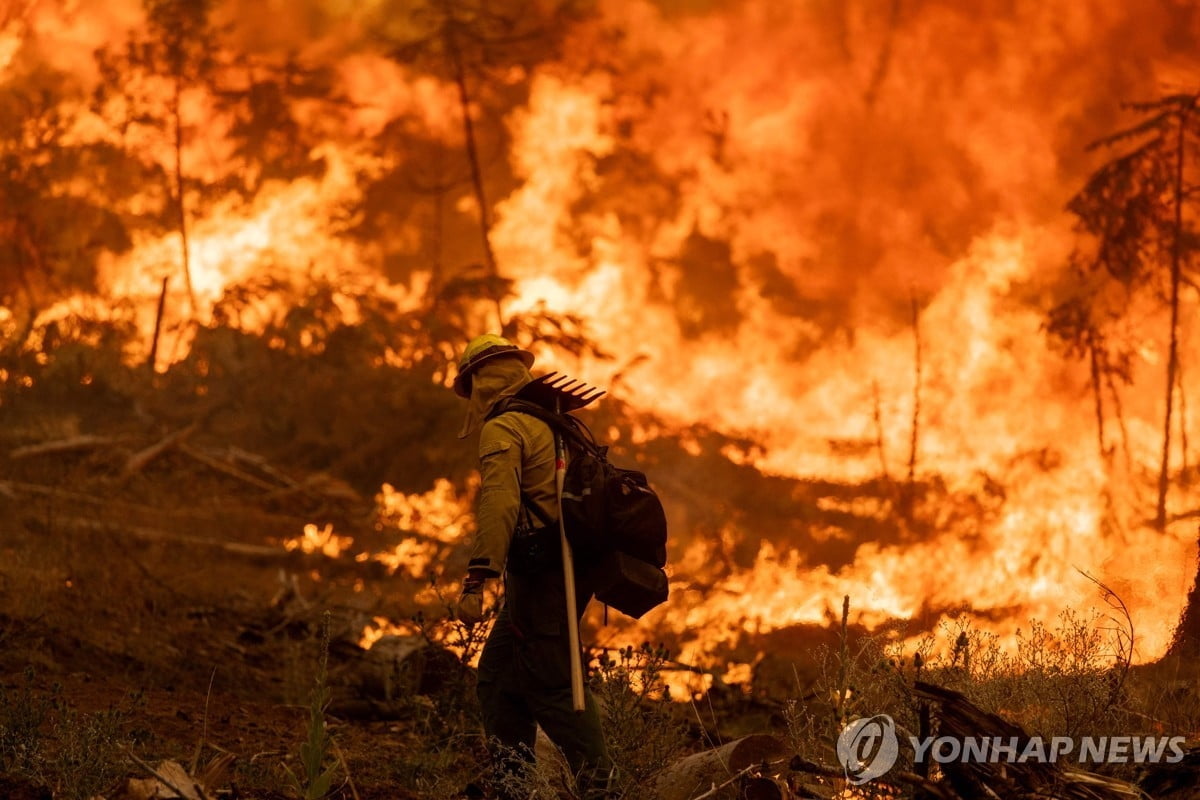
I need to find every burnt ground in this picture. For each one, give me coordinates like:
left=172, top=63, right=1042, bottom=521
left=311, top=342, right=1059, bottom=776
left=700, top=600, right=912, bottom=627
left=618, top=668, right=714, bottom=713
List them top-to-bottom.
left=0, top=452, right=459, bottom=800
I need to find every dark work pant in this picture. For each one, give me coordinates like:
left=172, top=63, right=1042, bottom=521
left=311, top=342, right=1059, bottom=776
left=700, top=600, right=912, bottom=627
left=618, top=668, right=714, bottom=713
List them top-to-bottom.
left=476, top=603, right=612, bottom=797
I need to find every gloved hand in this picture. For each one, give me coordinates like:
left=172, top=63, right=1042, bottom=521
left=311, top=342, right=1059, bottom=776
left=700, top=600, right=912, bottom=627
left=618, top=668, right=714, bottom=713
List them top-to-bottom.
left=455, top=576, right=486, bottom=627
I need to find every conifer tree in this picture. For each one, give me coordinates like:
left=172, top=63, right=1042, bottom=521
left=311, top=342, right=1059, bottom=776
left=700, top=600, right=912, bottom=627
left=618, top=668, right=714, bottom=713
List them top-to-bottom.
left=1051, top=92, right=1200, bottom=529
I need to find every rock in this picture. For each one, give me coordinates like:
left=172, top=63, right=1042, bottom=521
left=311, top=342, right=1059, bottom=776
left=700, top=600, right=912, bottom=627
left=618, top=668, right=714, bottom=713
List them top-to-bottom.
left=652, top=734, right=789, bottom=800
left=123, top=760, right=203, bottom=800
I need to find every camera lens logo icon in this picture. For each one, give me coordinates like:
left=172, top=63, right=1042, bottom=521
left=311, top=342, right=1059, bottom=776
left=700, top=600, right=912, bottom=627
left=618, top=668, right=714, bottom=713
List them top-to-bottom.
left=836, top=714, right=899, bottom=784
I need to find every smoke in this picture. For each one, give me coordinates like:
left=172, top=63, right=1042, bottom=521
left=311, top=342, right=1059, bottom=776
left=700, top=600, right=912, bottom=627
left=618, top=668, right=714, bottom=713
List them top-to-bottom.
left=586, top=0, right=1195, bottom=329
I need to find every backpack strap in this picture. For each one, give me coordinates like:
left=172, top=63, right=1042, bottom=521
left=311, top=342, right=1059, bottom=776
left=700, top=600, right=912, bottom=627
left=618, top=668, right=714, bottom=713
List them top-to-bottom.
left=490, top=396, right=600, bottom=530
left=491, top=397, right=599, bottom=453
left=519, top=489, right=555, bottom=529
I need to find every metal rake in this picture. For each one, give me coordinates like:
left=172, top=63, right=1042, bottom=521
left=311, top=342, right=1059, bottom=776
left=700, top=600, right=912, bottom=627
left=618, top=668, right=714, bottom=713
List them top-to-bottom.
left=518, top=371, right=606, bottom=412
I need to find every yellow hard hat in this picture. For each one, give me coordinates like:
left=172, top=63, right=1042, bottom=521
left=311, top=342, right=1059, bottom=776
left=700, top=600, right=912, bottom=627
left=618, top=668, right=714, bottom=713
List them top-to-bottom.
left=453, top=334, right=534, bottom=397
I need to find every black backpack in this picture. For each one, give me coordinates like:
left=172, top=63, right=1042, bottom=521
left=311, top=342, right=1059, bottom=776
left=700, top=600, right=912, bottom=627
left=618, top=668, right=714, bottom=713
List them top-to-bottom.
left=495, top=398, right=669, bottom=619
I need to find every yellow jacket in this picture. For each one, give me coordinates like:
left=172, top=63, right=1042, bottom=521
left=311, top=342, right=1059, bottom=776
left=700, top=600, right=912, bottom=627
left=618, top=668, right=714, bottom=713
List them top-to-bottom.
left=464, top=359, right=558, bottom=576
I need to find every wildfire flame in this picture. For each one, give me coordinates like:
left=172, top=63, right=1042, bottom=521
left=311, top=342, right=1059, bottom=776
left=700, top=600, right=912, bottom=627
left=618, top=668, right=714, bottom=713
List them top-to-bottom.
left=5, top=0, right=1200, bottom=678
left=371, top=478, right=477, bottom=579
left=284, top=522, right=354, bottom=560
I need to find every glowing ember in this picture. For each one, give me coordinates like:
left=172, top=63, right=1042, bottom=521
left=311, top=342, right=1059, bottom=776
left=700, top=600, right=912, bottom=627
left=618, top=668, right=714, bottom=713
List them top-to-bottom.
left=375, top=478, right=476, bottom=543
left=369, top=479, right=477, bottom=579
left=284, top=523, right=353, bottom=559
left=358, top=616, right=421, bottom=650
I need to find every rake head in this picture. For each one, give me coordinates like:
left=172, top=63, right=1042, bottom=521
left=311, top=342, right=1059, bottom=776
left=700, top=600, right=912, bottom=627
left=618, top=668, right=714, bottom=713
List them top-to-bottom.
left=517, top=372, right=606, bottom=412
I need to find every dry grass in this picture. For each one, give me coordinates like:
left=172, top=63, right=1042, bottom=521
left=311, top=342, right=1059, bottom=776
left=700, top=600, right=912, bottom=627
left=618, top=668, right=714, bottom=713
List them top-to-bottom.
left=788, top=597, right=1199, bottom=797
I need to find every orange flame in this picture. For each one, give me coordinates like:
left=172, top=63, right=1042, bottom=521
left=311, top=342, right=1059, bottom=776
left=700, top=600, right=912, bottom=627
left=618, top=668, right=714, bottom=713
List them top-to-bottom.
left=9, top=0, right=1200, bottom=677
left=284, top=522, right=354, bottom=559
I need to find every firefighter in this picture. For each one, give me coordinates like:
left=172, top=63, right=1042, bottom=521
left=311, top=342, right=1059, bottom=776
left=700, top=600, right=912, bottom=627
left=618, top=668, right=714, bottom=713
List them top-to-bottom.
left=451, top=333, right=613, bottom=798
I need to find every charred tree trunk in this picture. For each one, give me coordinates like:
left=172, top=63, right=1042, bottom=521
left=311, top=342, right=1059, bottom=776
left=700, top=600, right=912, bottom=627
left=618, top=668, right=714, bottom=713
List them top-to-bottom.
left=444, top=22, right=506, bottom=333
left=171, top=78, right=196, bottom=313
left=1156, top=105, right=1189, bottom=529
left=431, top=157, right=446, bottom=304
left=147, top=276, right=169, bottom=372
left=902, top=295, right=922, bottom=519
left=908, top=295, right=922, bottom=485
left=1090, top=344, right=1107, bottom=460
left=1179, top=363, right=1190, bottom=487
left=1105, top=370, right=1134, bottom=476
left=872, top=380, right=890, bottom=483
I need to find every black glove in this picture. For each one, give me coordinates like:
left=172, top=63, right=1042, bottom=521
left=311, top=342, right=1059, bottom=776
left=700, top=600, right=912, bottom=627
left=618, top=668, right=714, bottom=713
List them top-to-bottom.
left=455, top=576, right=486, bottom=627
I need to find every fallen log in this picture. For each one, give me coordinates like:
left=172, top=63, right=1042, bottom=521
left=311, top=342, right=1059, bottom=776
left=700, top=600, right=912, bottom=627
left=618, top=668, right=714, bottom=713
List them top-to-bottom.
left=117, top=422, right=200, bottom=483
left=9, top=434, right=130, bottom=460
left=179, top=443, right=285, bottom=491
left=226, top=446, right=299, bottom=488
left=263, top=471, right=363, bottom=505
left=0, top=479, right=315, bottom=529
left=55, top=516, right=285, bottom=558
left=915, top=681, right=1147, bottom=800
left=534, top=727, right=573, bottom=795
left=529, top=729, right=782, bottom=800
left=651, top=734, right=788, bottom=800
left=690, top=770, right=783, bottom=800
left=734, top=777, right=783, bottom=800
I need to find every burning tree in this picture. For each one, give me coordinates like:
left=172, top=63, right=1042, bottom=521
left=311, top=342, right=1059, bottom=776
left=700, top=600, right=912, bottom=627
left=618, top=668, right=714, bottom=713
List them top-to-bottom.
left=91, top=0, right=339, bottom=324
left=92, top=0, right=221, bottom=312
left=384, top=0, right=579, bottom=334
left=0, top=66, right=135, bottom=350
left=1050, top=92, right=1200, bottom=529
